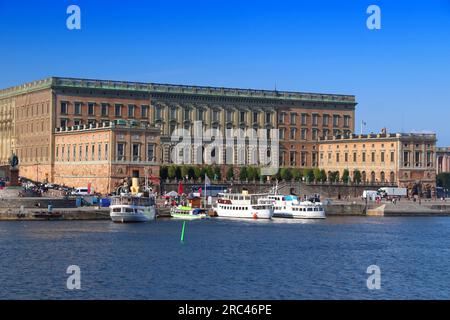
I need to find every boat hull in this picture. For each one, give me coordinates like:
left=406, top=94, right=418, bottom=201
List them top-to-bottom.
left=110, top=205, right=156, bottom=223
left=215, top=209, right=273, bottom=219
left=273, top=211, right=326, bottom=219
left=170, top=213, right=208, bottom=220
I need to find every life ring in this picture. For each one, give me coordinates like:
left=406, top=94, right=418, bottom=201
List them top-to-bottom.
left=252, top=212, right=258, bottom=219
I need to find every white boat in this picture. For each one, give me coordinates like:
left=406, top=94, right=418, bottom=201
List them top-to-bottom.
left=214, top=192, right=273, bottom=219
left=110, top=194, right=156, bottom=223
left=267, top=194, right=326, bottom=219
left=170, top=206, right=209, bottom=220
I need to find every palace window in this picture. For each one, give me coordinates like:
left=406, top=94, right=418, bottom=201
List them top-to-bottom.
left=60, top=102, right=68, bottom=115
left=74, top=102, right=82, bottom=115
left=88, top=102, right=95, bottom=116
left=101, top=103, right=109, bottom=117
left=115, top=104, right=122, bottom=117
left=128, top=105, right=135, bottom=118
left=141, top=105, right=149, bottom=118
left=155, top=107, right=162, bottom=120
left=197, top=109, right=203, bottom=121
left=212, top=110, right=219, bottom=122
left=226, top=110, right=233, bottom=122
left=240, top=111, right=246, bottom=123
left=253, top=112, right=258, bottom=123
left=265, top=112, right=271, bottom=124
left=278, top=112, right=285, bottom=123
left=290, top=113, right=296, bottom=125
left=301, top=113, right=307, bottom=126
left=312, top=114, right=318, bottom=126
left=333, top=115, right=340, bottom=127
left=344, top=115, right=350, bottom=127
left=60, top=119, right=68, bottom=128
left=290, top=128, right=296, bottom=140
left=301, top=128, right=307, bottom=140
left=105, top=143, right=108, bottom=160
left=117, top=143, right=125, bottom=161
left=98, top=144, right=102, bottom=161
left=132, top=144, right=140, bottom=161
left=147, top=144, right=155, bottom=162
left=73, top=145, right=76, bottom=161
left=79, top=145, right=82, bottom=161
left=85, top=145, right=88, bottom=161
left=91, top=145, right=95, bottom=161
left=391, top=151, right=395, bottom=162
left=353, top=152, right=357, bottom=162
left=362, top=152, right=366, bottom=162
left=371, top=152, right=375, bottom=162
left=381, top=152, right=385, bottom=162
left=336, top=153, right=340, bottom=163
left=345, top=153, right=348, bottom=162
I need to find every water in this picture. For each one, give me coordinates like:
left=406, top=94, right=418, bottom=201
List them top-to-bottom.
left=1, top=217, right=450, bottom=300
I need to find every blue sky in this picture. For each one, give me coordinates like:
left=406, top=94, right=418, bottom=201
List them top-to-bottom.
left=0, top=0, right=449, bottom=145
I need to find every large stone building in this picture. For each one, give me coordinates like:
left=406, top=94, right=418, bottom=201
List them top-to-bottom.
left=0, top=77, right=357, bottom=191
left=53, top=121, right=160, bottom=193
left=318, top=130, right=437, bottom=192
left=436, top=147, right=450, bottom=174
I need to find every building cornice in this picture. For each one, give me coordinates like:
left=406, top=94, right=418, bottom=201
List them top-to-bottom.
left=0, top=77, right=357, bottom=107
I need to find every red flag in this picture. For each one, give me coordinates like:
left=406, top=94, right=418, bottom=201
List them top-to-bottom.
left=178, top=181, right=184, bottom=195
left=87, top=183, right=91, bottom=194
left=198, top=187, right=202, bottom=195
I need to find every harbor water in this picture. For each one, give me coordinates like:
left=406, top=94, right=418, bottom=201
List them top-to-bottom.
left=1, top=217, right=450, bottom=300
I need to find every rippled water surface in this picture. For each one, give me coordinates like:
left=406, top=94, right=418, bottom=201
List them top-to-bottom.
left=1, top=217, right=450, bottom=299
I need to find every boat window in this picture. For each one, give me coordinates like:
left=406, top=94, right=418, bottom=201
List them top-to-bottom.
left=307, top=208, right=312, bottom=211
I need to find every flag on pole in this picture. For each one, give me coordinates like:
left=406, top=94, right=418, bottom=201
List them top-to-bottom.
left=205, top=174, right=211, bottom=186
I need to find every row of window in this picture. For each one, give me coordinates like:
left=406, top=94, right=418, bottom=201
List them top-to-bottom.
left=16, top=102, right=50, bottom=119
left=60, top=102, right=149, bottom=118
left=155, top=107, right=274, bottom=124
left=278, top=113, right=351, bottom=127
left=280, top=128, right=352, bottom=140
left=56, top=143, right=109, bottom=162
left=116, top=143, right=155, bottom=162
left=282, top=151, right=318, bottom=167
left=321, top=151, right=396, bottom=164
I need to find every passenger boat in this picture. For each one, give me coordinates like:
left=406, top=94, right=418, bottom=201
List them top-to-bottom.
left=214, top=191, right=274, bottom=219
left=110, top=194, right=156, bottom=223
left=267, top=194, right=326, bottom=219
left=170, top=206, right=209, bottom=220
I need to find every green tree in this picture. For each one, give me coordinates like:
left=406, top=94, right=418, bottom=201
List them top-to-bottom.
left=168, top=165, right=177, bottom=179
left=180, top=166, right=189, bottom=179
left=187, top=166, right=196, bottom=179
left=213, top=166, right=221, bottom=180
left=226, top=166, right=234, bottom=181
left=193, top=167, right=202, bottom=180
left=239, top=167, right=248, bottom=181
left=280, top=168, right=292, bottom=181
left=292, top=168, right=303, bottom=181
left=303, top=168, right=315, bottom=183
left=313, top=168, right=321, bottom=182
left=320, top=169, right=327, bottom=182
left=342, top=169, right=350, bottom=183
left=353, top=169, right=362, bottom=184
left=437, top=173, right=450, bottom=189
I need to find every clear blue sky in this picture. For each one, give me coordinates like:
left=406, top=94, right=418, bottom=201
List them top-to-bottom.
left=1, top=0, right=449, bottom=145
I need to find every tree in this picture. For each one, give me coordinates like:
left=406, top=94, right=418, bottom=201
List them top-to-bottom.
left=168, top=165, right=177, bottom=179
left=160, top=166, right=168, bottom=180
left=180, top=166, right=189, bottom=179
left=187, top=166, right=196, bottom=179
left=213, top=166, right=221, bottom=180
left=226, top=166, right=234, bottom=181
left=193, top=167, right=202, bottom=180
left=239, top=167, right=248, bottom=181
left=247, top=167, right=257, bottom=181
left=280, top=168, right=292, bottom=181
left=292, top=168, right=303, bottom=181
left=303, top=168, right=315, bottom=183
left=313, top=168, right=322, bottom=182
left=319, top=169, right=327, bottom=182
left=342, top=169, right=350, bottom=184
left=353, top=169, right=362, bottom=184
left=329, top=171, right=340, bottom=183
left=437, top=173, right=450, bottom=189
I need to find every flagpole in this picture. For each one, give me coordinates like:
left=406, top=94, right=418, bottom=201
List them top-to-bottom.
left=204, top=174, right=207, bottom=208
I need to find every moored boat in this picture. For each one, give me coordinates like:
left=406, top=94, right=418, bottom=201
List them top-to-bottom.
left=214, top=191, right=273, bottom=219
left=110, top=194, right=156, bottom=223
left=267, top=194, right=326, bottom=219
left=170, top=206, right=209, bottom=220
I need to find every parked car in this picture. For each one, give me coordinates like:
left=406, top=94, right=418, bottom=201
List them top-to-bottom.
left=71, top=187, right=91, bottom=196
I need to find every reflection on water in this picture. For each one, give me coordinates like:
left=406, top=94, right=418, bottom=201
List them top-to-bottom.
left=1, top=217, right=450, bottom=300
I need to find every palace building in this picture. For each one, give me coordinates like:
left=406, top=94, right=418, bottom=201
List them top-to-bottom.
left=0, top=77, right=357, bottom=192
left=317, top=130, right=437, bottom=191
left=436, top=147, right=450, bottom=174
